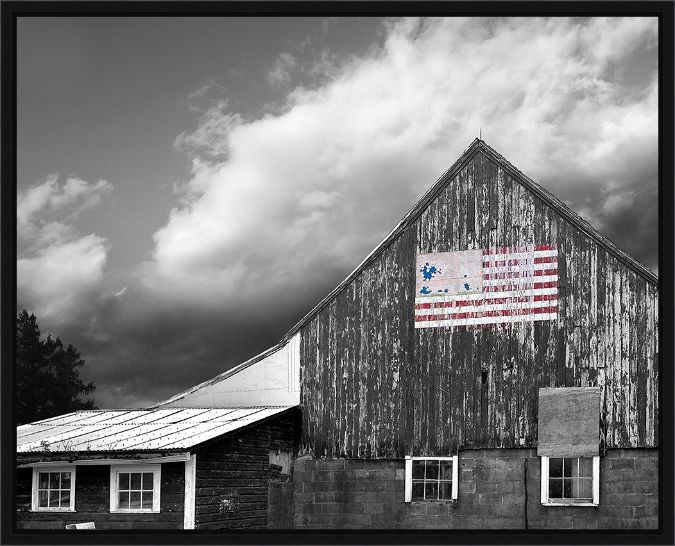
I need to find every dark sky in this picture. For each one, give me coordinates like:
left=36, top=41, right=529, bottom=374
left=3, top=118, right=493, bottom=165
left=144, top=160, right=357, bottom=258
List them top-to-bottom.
left=16, top=17, right=658, bottom=409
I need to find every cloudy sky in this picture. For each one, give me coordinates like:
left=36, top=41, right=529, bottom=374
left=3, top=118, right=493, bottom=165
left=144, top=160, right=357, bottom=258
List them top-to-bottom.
left=17, top=17, right=658, bottom=409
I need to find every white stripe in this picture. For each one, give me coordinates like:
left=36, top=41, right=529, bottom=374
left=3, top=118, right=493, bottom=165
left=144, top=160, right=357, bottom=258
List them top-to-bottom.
left=482, top=249, right=558, bottom=262
left=482, top=264, right=557, bottom=275
left=483, top=274, right=558, bottom=286
left=414, top=287, right=558, bottom=304
left=415, top=300, right=558, bottom=317
left=414, top=312, right=558, bottom=328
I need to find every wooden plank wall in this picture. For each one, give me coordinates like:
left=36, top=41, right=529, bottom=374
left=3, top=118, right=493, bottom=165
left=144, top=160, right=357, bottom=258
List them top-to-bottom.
left=300, top=151, right=658, bottom=458
left=194, top=412, right=298, bottom=530
left=16, top=464, right=184, bottom=530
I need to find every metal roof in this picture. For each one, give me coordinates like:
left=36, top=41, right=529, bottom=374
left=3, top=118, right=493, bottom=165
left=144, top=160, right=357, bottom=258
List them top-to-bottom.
left=17, top=406, right=294, bottom=453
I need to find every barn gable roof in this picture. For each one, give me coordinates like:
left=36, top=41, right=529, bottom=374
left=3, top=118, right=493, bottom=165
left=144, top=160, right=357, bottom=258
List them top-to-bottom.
left=280, top=138, right=657, bottom=341
left=158, top=139, right=658, bottom=404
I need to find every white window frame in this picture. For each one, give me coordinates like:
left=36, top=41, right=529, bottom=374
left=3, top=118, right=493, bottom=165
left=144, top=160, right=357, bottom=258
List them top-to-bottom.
left=404, top=455, right=459, bottom=503
left=540, top=456, right=600, bottom=507
left=109, top=464, right=161, bottom=513
left=31, top=466, right=76, bottom=512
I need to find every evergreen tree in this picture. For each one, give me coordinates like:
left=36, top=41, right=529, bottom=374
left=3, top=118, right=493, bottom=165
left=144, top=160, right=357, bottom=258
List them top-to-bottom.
left=16, top=310, right=97, bottom=424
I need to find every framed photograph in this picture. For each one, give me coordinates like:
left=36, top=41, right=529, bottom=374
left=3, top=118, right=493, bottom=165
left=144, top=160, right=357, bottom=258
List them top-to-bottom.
left=2, top=3, right=673, bottom=544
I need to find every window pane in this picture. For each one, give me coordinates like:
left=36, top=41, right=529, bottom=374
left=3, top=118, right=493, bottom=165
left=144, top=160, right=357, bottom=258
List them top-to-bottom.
left=566, top=457, right=579, bottom=477
left=579, top=457, right=593, bottom=477
left=549, top=458, right=563, bottom=478
left=410, top=459, right=456, bottom=502
left=425, top=461, right=439, bottom=481
left=440, top=461, right=453, bottom=481
left=38, top=473, right=49, bottom=489
left=53, top=473, right=62, bottom=488
left=60, top=473, right=71, bottom=489
left=119, top=473, right=129, bottom=490
left=130, top=473, right=142, bottom=490
left=142, top=473, right=153, bottom=490
left=549, top=478, right=562, bottom=498
left=563, top=478, right=573, bottom=498
left=578, top=478, right=593, bottom=499
left=425, top=481, right=438, bottom=500
left=440, top=481, right=453, bottom=500
left=38, top=490, right=48, bottom=507
left=50, top=491, right=60, bottom=507
left=60, top=491, right=70, bottom=507
left=118, top=491, right=129, bottom=509
left=130, top=491, right=141, bottom=509
left=142, top=492, right=153, bottom=510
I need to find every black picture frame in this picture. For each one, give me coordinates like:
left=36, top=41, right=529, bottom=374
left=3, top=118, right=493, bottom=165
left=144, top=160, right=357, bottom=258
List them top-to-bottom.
left=2, top=3, right=673, bottom=544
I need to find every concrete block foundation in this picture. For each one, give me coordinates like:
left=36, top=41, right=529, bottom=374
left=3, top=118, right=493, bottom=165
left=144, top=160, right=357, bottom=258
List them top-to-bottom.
left=291, top=449, right=658, bottom=529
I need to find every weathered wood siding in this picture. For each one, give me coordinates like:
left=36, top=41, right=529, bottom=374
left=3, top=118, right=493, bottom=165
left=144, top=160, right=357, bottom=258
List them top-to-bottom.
left=300, top=149, right=658, bottom=458
left=193, top=411, right=298, bottom=530
left=16, top=463, right=184, bottom=530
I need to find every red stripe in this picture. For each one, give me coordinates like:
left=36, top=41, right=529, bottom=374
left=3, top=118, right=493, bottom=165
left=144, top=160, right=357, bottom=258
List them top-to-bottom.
left=483, top=268, right=558, bottom=280
left=415, top=293, right=558, bottom=310
left=415, top=305, right=558, bottom=322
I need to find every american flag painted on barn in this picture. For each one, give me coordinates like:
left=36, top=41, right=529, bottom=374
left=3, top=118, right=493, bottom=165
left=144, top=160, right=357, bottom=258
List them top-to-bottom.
left=414, top=244, right=558, bottom=328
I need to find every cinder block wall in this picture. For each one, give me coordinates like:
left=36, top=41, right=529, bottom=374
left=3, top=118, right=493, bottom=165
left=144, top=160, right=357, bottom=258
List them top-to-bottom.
left=292, top=449, right=658, bottom=529
left=526, top=449, right=659, bottom=530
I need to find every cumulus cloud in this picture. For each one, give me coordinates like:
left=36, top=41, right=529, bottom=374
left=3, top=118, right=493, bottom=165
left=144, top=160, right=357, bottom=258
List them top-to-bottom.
left=150, top=16, right=658, bottom=319
left=19, top=17, right=657, bottom=409
left=268, top=52, right=297, bottom=86
left=186, top=79, right=228, bottom=113
left=174, top=104, right=244, bottom=162
left=17, top=174, right=112, bottom=323
left=18, top=174, right=112, bottom=242
left=18, top=234, right=110, bottom=323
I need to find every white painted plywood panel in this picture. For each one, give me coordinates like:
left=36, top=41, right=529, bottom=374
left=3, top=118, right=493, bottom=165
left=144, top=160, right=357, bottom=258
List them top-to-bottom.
left=161, top=333, right=301, bottom=407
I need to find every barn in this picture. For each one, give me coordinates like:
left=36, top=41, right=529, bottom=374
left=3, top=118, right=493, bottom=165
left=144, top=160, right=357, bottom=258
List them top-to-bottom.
left=16, top=139, right=659, bottom=531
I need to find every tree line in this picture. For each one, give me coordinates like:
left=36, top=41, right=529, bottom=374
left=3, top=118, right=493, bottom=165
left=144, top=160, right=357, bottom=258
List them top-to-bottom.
left=16, top=310, right=97, bottom=425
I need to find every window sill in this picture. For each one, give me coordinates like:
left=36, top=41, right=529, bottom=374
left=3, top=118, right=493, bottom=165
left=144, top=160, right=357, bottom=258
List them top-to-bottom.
left=408, top=500, right=457, bottom=505
left=542, top=501, right=598, bottom=507
left=32, top=508, right=76, bottom=513
left=110, top=509, right=160, bottom=514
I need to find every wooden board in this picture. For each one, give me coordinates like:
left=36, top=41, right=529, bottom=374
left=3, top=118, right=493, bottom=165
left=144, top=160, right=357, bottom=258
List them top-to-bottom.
left=536, top=387, right=601, bottom=456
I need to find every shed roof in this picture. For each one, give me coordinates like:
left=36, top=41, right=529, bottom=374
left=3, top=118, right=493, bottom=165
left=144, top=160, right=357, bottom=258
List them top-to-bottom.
left=17, top=406, right=294, bottom=453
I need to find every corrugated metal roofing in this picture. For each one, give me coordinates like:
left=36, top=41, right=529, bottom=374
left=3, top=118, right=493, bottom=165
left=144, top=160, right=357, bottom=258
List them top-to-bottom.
left=17, top=406, right=294, bottom=453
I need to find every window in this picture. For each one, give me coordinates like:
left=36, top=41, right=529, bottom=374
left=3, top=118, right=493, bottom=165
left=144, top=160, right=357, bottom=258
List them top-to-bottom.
left=538, top=387, right=601, bottom=507
left=404, top=456, right=458, bottom=502
left=540, top=456, right=599, bottom=506
left=109, top=465, right=160, bottom=513
left=31, top=467, right=76, bottom=511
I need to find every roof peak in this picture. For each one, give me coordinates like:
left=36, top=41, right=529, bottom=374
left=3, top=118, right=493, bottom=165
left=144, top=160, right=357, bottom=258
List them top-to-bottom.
left=278, top=138, right=656, bottom=342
